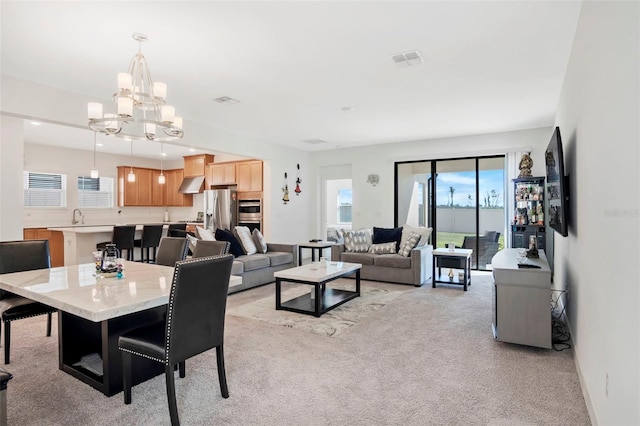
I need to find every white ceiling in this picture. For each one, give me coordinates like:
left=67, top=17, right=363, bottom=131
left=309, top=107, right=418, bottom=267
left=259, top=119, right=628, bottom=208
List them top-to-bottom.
left=1, top=1, right=581, bottom=159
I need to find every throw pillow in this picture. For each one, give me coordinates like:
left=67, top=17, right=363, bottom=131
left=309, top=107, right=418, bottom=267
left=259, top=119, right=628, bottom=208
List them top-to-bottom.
left=399, top=224, right=432, bottom=247
left=196, top=226, right=216, bottom=241
left=234, top=226, right=257, bottom=255
left=372, top=226, right=403, bottom=252
left=214, top=228, right=245, bottom=257
left=252, top=228, right=268, bottom=253
left=343, top=229, right=371, bottom=253
left=398, top=232, right=421, bottom=257
left=186, top=234, right=199, bottom=253
left=369, top=242, right=397, bottom=254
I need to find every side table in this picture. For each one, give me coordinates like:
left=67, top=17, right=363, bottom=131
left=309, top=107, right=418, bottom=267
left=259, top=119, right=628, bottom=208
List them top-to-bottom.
left=298, top=241, right=334, bottom=266
left=432, top=248, right=473, bottom=291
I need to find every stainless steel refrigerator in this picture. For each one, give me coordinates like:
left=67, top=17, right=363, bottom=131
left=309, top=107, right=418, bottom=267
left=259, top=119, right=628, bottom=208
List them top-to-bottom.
left=204, top=189, right=237, bottom=232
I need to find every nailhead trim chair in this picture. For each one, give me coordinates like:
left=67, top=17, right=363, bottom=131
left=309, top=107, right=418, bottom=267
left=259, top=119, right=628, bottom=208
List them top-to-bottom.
left=155, top=237, right=189, bottom=267
left=0, top=240, right=57, bottom=364
left=192, top=241, right=230, bottom=258
left=118, top=255, right=234, bottom=425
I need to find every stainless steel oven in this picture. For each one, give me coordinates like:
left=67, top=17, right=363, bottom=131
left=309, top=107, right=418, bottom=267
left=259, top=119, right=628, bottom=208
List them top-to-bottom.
left=238, top=199, right=262, bottom=221
left=237, top=219, right=261, bottom=232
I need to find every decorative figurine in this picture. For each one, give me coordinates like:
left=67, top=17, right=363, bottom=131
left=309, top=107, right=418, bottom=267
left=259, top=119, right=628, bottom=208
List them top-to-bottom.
left=518, top=152, right=533, bottom=178
left=295, top=163, right=302, bottom=195
left=282, top=172, right=289, bottom=204
left=448, top=269, right=454, bottom=281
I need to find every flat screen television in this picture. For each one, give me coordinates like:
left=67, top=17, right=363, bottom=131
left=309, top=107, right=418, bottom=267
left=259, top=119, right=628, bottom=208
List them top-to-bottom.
left=545, top=126, right=569, bottom=237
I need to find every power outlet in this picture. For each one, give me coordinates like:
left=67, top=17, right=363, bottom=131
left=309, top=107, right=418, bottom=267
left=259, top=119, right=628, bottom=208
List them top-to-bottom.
left=605, top=372, right=609, bottom=398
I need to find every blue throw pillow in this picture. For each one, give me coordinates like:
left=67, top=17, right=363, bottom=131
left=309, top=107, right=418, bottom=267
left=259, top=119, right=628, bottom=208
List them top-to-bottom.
left=372, top=226, right=403, bottom=252
left=215, top=228, right=245, bottom=257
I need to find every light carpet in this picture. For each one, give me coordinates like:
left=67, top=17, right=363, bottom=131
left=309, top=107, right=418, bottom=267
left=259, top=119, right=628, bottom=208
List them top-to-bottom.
left=226, top=279, right=406, bottom=337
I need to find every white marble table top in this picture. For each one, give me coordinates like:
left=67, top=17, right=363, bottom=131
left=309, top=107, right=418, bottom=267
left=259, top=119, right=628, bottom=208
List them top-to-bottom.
left=298, top=241, right=335, bottom=249
left=433, top=248, right=473, bottom=257
left=0, top=261, right=242, bottom=322
left=274, top=261, right=361, bottom=283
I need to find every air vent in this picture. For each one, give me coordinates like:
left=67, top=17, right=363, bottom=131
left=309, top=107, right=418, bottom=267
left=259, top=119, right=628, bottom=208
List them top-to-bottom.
left=392, top=50, right=423, bottom=67
left=213, top=96, right=240, bottom=105
left=302, top=139, right=328, bottom=145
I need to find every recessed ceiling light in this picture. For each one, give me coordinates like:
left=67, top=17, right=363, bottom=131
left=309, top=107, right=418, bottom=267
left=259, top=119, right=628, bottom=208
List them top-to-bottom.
left=391, top=50, right=424, bottom=67
left=30, top=121, right=42, bottom=126
left=302, top=139, right=328, bottom=145
left=96, top=143, right=104, bottom=147
left=189, top=148, right=196, bottom=152
left=161, top=152, right=167, bottom=157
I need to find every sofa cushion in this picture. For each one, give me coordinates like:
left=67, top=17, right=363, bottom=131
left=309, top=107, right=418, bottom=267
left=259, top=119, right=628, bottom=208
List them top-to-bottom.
left=400, top=224, right=432, bottom=247
left=196, top=226, right=215, bottom=241
left=235, top=226, right=257, bottom=255
left=373, top=227, right=403, bottom=251
left=215, top=228, right=245, bottom=257
left=252, top=228, right=268, bottom=253
left=343, top=229, right=371, bottom=253
left=398, top=232, right=421, bottom=257
left=369, top=242, right=396, bottom=254
left=264, top=251, right=293, bottom=267
left=340, top=252, right=375, bottom=265
left=235, top=254, right=270, bottom=271
left=373, top=254, right=411, bottom=269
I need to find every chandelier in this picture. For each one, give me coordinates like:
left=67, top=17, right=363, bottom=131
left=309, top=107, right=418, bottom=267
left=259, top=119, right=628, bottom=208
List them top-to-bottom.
left=87, top=32, right=183, bottom=142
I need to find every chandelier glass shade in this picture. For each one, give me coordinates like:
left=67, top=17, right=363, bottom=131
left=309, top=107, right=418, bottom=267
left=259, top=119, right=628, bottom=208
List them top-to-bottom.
left=88, top=33, right=183, bottom=142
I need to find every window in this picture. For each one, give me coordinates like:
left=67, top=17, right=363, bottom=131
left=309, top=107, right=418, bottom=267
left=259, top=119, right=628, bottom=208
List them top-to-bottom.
left=23, top=171, right=67, bottom=207
left=78, top=176, right=114, bottom=208
left=337, top=188, right=352, bottom=224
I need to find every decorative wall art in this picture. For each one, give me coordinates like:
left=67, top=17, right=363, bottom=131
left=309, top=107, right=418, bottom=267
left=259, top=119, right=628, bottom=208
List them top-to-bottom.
left=295, top=164, right=302, bottom=195
left=282, top=172, right=290, bottom=204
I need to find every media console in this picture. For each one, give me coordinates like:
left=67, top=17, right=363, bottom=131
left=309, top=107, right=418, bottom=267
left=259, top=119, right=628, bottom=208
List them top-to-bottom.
left=491, top=248, right=552, bottom=349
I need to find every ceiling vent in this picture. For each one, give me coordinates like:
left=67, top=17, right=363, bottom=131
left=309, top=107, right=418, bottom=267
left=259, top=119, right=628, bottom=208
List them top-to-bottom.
left=392, top=50, right=423, bottom=67
left=213, top=96, right=240, bottom=105
left=302, top=139, right=328, bottom=145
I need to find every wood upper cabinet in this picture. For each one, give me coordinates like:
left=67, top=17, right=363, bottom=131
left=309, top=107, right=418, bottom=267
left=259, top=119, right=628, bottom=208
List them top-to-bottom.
left=183, top=154, right=214, bottom=177
left=236, top=160, right=263, bottom=192
left=206, top=163, right=237, bottom=187
left=117, top=166, right=154, bottom=206
left=137, top=168, right=153, bottom=206
left=165, top=169, right=193, bottom=207
left=152, top=170, right=166, bottom=206
left=23, top=228, right=64, bottom=267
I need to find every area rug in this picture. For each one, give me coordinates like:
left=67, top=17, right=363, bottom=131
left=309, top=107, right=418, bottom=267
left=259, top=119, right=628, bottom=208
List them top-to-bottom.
left=226, top=279, right=406, bottom=337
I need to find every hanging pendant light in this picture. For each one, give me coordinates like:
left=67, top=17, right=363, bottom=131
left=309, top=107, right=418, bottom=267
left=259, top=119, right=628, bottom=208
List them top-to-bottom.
left=90, top=131, right=99, bottom=179
left=127, top=138, right=136, bottom=182
left=158, top=142, right=166, bottom=184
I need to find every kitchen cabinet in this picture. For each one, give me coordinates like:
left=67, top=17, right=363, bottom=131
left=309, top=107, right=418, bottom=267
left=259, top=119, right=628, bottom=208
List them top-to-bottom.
left=183, top=154, right=214, bottom=177
left=237, top=160, right=263, bottom=192
left=206, top=163, right=237, bottom=187
left=117, top=166, right=153, bottom=207
left=165, top=169, right=193, bottom=207
left=151, top=170, right=166, bottom=206
left=23, top=228, right=64, bottom=267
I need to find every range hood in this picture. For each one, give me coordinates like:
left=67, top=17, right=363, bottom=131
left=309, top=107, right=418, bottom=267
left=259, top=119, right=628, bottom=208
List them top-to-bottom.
left=178, top=176, right=205, bottom=194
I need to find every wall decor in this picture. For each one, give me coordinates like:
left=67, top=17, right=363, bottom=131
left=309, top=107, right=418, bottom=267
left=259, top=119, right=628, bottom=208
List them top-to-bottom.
left=518, top=152, right=533, bottom=178
left=295, top=163, right=302, bottom=195
left=282, top=172, right=290, bottom=204
left=367, top=174, right=380, bottom=186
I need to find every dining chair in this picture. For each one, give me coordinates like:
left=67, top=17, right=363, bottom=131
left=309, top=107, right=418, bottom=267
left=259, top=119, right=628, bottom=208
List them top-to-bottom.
left=133, top=224, right=164, bottom=263
left=97, top=225, right=137, bottom=261
left=155, top=237, right=189, bottom=267
left=0, top=240, right=57, bottom=364
left=192, top=241, right=230, bottom=258
left=118, top=255, right=234, bottom=426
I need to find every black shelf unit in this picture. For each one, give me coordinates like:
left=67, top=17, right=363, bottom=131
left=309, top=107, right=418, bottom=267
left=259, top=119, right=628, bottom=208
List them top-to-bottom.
left=511, top=177, right=545, bottom=250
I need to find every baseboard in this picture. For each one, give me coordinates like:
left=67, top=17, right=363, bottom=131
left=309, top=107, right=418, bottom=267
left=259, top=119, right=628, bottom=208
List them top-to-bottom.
left=558, top=297, right=598, bottom=426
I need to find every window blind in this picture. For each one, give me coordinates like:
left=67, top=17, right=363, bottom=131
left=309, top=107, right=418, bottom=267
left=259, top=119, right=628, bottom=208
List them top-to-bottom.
left=23, top=172, right=66, bottom=207
left=78, top=176, right=114, bottom=208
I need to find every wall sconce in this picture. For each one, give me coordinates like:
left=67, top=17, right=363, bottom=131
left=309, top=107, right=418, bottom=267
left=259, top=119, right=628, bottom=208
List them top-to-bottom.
left=367, top=174, right=380, bottom=186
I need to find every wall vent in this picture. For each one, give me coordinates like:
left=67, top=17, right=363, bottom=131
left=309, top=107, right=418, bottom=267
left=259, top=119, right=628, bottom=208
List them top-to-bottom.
left=391, top=50, right=423, bottom=67
left=302, top=139, right=328, bottom=145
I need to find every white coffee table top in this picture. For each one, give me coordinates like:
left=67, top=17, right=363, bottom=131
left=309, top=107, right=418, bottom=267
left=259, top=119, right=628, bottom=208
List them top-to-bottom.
left=298, top=241, right=335, bottom=249
left=433, top=248, right=473, bottom=257
left=274, top=261, right=361, bottom=283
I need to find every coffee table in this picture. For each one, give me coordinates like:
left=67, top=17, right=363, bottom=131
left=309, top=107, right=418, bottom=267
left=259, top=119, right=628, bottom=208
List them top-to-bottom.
left=274, top=261, right=361, bottom=317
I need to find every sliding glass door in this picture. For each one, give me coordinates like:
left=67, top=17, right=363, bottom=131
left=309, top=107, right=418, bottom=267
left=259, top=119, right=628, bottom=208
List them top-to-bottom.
left=395, top=155, right=505, bottom=270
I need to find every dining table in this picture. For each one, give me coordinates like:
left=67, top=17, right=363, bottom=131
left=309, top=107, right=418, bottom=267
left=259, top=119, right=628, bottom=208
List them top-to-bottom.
left=0, top=260, right=242, bottom=396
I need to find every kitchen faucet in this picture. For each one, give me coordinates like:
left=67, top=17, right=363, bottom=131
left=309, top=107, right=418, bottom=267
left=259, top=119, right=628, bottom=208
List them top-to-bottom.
left=72, top=208, right=84, bottom=225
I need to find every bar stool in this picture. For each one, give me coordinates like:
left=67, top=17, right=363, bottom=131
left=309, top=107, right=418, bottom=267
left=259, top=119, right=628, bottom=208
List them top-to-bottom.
left=167, top=223, right=187, bottom=238
left=134, top=224, right=164, bottom=263
left=97, top=225, right=136, bottom=261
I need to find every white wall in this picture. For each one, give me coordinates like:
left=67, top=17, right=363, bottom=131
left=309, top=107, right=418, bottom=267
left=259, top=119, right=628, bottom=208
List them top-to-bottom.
left=553, top=2, right=639, bottom=425
left=0, top=116, right=25, bottom=240
left=311, top=127, right=551, bottom=231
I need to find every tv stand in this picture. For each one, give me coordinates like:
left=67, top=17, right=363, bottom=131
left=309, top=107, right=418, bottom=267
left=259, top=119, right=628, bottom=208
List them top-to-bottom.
left=491, top=248, right=551, bottom=349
